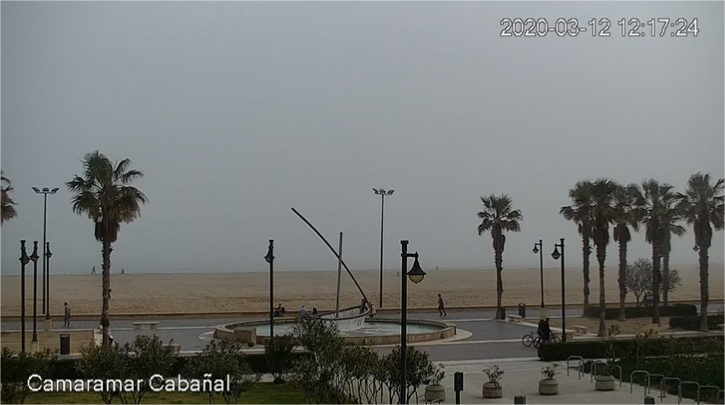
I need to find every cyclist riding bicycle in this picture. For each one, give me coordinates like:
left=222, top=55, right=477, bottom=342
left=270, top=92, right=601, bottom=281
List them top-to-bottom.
left=537, top=318, right=552, bottom=343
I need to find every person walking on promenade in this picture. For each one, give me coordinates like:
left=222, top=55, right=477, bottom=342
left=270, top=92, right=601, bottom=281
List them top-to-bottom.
left=438, top=294, right=447, bottom=317
left=63, top=302, right=72, bottom=328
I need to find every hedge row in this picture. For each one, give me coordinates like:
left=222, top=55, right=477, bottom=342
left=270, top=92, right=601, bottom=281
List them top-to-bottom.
left=583, top=304, right=697, bottom=320
left=669, top=314, right=725, bottom=330
left=537, top=335, right=724, bottom=361
left=46, top=352, right=312, bottom=380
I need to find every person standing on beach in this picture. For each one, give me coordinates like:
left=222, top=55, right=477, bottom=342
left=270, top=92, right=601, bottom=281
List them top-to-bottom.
left=437, top=294, right=447, bottom=317
left=63, top=302, right=72, bottom=327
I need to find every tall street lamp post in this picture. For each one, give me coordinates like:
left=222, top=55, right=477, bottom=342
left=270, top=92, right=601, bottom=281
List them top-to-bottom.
left=32, top=186, right=59, bottom=317
left=373, top=188, right=394, bottom=308
left=551, top=238, right=566, bottom=343
left=532, top=239, right=546, bottom=318
left=20, top=240, right=30, bottom=353
left=265, top=240, right=275, bottom=339
left=400, top=240, right=426, bottom=405
left=30, top=241, right=40, bottom=351
left=45, top=242, right=53, bottom=328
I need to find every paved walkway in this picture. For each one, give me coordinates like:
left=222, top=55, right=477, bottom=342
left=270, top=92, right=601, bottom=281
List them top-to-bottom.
left=433, top=358, right=697, bottom=404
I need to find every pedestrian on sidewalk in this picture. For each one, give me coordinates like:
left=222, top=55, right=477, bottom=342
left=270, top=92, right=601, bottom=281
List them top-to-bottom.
left=438, top=294, right=447, bottom=317
left=63, top=302, right=72, bottom=328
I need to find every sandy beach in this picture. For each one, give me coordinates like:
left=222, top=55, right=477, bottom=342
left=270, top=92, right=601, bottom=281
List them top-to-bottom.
left=2, top=265, right=723, bottom=317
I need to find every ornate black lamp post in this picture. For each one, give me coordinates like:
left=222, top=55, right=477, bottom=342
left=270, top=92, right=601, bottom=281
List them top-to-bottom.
left=32, top=186, right=59, bottom=316
left=373, top=188, right=394, bottom=308
left=551, top=238, right=566, bottom=343
left=533, top=239, right=545, bottom=318
left=19, top=240, right=30, bottom=353
left=265, top=240, right=275, bottom=338
left=400, top=240, right=426, bottom=404
left=30, top=241, right=40, bottom=350
left=45, top=242, right=53, bottom=325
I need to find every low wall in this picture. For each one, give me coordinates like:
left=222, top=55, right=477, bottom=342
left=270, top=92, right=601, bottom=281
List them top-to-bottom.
left=214, top=318, right=455, bottom=346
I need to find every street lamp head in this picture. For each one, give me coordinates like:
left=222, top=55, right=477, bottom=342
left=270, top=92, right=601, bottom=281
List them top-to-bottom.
left=32, top=187, right=41, bottom=194
left=51, top=188, right=59, bottom=194
left=372, top=188, right=378, bottom=193
left=379, top=188, right=386, bottom=194
left=387, top=189, right=394, bottom=195
left=46, top=242, right=53, bottom=258
left=532, top=245, right=539, bottom=254
left=693, top=245, right=699, bottom=252
left=551, top=246, right=561, bottom=261
left=407, top=254, right=426, bottom=284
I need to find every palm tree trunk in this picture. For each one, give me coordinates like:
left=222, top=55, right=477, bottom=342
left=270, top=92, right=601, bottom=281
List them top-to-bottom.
left=582, top=235, right=591, bottom=315
left=617, top=239, right=627, bottom=322
left=101, top=241, right=112, bottom=347
left=698, top=243, right=709, bottom=332
left=651, top=244, right=661, bottom=326
left=495, top=246, right=504, bottom=320
left=596, top=246, right=607, bottom=337
left=662, top=248, right=670, bottom=307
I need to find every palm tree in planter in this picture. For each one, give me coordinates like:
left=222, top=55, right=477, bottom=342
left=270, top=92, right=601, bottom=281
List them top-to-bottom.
left=66, top=151, right=148, bottom=347
left=1, top=170, right=18, bottom=226
left=676, top=172, right=724, bottom=332
left=589, top=178, right=618, bottom=337
left=560, top=180, right=595, bottom=315
left=633, top=180, right=679, bottom=326
left=612, top=183, right=640, bottom=322
left=476, top=194, right=523, bottom=320
left=595, top=324, right=621, bottom=391
left=424, top=363, right=446, bottom=403
left=539, top=364, right=560, bottom=395
left=482, top=365, right=504, bottom=398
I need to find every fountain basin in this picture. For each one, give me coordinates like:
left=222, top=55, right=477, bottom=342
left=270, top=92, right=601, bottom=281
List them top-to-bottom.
left=214, top=318, right=455, bottom=346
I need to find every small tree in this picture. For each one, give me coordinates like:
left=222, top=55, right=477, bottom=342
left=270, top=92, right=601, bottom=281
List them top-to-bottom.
left=625, top=258, right=681, bottom=307
left=121, top=335, right=177, bottom=404
left=264, top=335, right=295, bottom=383
left=185, top=340, right=259, bottom=404
left=77, top=343, right=128, bottom=404
left=1, top=348, right=56, bottom=404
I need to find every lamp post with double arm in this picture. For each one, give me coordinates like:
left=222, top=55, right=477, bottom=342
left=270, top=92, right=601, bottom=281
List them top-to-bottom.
left=373, top=188, right=394, bottom=308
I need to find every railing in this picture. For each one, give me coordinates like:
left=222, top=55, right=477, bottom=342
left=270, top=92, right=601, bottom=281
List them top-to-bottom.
left=566, top=356, right=584, bottom=379
left=630, top=371, right=650, bottom=395
left=647, top=374, right=665, bottom=396
left=659, top=377, right=681, bottom=401
left=679, top=381, right=700, bottom=404
left=697, top=385, right=720, bottom=405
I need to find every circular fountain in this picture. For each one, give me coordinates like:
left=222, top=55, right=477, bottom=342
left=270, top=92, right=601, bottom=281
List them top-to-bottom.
left=214, top=307, right=456, bottom=346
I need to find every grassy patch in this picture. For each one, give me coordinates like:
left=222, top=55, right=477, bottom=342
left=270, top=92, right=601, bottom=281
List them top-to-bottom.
left=24, top=382, right=306, bottom=404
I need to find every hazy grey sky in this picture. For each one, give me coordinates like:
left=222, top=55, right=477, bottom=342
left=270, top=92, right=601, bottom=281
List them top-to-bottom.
left=2, top=1, right=723, bottom=274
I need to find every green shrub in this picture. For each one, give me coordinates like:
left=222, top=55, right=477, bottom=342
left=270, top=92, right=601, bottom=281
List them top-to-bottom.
left=584, top=304, right=696, bottom=319
left=669, top=314, right=724, bottom=330
left=537, top=335, right=724, bottom=361
left=1, top=348, right=57, bottom=404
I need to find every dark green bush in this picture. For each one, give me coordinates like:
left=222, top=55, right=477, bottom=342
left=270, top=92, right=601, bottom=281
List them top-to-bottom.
left=584, top=304, right=697, bottom=319
left=669, top=314, right=724, bottom=330
left=537, top=335, right=724, bottom=361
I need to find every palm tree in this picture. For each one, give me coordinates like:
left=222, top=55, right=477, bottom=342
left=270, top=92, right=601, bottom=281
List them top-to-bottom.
left=66, top=151, right=148, bottom=346
left=1, top=170, right=18, bottom=225
left=676, top=173, right=724, bottom=331
left=589, top=179, right=618, bottom=337
left=633, top=179, right=679, bottom=326
left=560, top=180, right=594, bottom=314
left=612, top=183, right=640, bottom=322
left=477, top=194, right=523, bottom=320
left=660, top=200, right=686, bottom=307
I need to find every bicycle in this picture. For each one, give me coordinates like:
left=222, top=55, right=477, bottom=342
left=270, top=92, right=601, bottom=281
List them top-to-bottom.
left=522, top=331, right=561, bottom=349
left=533, top=332, right=561, bottom=349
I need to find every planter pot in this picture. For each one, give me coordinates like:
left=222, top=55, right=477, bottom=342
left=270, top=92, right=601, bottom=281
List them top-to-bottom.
left=595, top=375, right=616, bottom=391
left=538, top=378, right=559, bottom=395
left=482, top=382, right=503, bottom=398
left=425, top=384, right=446, bottom=403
